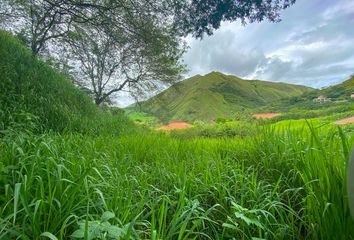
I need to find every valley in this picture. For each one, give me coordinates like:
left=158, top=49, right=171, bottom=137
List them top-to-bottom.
left=127, top=73, right=354, bottom=129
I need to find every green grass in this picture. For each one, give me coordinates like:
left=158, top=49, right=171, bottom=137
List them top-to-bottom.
left=1, top=29, right=354, bottom=239
left=129, top=73, right=353, bottom=124
left=125, top=111, right=159, bottom=125
left=1, top=123, right=353, bottom=239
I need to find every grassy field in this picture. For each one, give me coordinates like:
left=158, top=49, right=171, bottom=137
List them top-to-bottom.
left=1, top=30, right=354, bottom=240
left=1, top=122, right=354, bottom=239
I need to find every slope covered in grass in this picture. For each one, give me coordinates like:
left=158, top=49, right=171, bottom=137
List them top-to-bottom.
left=0, top=30, right=133, bottom=135
left=133, top=72, right=312, bottom=122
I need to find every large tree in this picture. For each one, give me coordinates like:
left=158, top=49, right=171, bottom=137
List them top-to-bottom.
left=64, top=6, right=185, bottom=105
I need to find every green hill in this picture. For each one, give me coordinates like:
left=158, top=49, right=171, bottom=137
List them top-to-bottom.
left=0, top=30, right=133, bottom=135
left=134, top=72, right=313, bottom=122
left=261, top=75, right=354, bottom=113
left=319, top=75, right=354, bottom=99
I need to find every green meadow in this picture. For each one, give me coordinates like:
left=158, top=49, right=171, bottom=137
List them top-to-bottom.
left=1, top=30, right=354, bottom=240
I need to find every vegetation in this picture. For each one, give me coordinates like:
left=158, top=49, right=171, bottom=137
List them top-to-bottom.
left=1, top=0, right=186, bottom=106
left=1, top=27, right=354, bottom=240
left=0, top=30, right=133, bottom=135
left=133, top=72, right=312, bottom=123
left=263, top=75, right=354, bottom=113
left=317, top=76, right=354, bottom=100
left=126, top=111, right=159, bottom=126
left=1, top=116, right=354, bottom=239
left=168, top=121, right=258, bottom=139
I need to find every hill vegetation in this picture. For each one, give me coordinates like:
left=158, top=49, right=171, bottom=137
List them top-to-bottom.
left=0, top=30, right=354, bottom=240
left=0, top=30, right=133, bottom=136
left=133, top=72, right=313, bottom=122
left=261, top=75, right=354, bottom=115
left=319, top=76, right=354, bottom=99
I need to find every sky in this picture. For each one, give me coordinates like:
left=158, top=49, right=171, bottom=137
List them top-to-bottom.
left=116, top=0, right=354, bottom=107
left=184, top=0, right=354, bottom=88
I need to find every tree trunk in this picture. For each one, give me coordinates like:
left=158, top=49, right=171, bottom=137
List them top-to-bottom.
left=95, top=97, right=103, bottom=105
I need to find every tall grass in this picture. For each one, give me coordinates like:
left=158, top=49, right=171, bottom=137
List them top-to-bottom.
left=1, top=122, right=353, bottom=239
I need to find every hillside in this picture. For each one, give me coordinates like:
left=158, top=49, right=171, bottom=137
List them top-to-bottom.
left=0, top=30, right=133, bottom=135
left=134, top=72, right=313, bottom=122
left=262, top=75, right=354, bottom=113
left=319, top=75, right=354, bottom=99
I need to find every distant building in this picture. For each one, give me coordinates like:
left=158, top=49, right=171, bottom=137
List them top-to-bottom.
left=351, top=93, right=354, bottom=99
left=313, top=95, right=330, bottom=103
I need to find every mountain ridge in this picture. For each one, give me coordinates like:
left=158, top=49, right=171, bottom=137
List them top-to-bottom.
left=130, top=72, right=314, bottom=122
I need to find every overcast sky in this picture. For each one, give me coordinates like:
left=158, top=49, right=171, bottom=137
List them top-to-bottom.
left=116, top=0, right=354, bottom=107
left=184, top=0, right=354, bottom=88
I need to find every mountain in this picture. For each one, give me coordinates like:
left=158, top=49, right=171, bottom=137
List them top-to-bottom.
left=133, top=72, right=313, bottom=122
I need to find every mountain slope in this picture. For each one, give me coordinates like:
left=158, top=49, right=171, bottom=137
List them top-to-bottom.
left=136, top=72, right=313, bottom=122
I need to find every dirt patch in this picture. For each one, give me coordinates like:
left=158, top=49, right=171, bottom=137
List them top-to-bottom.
left=253, top=113, right=281, bottom=119
left=335, top=116, right=354, bottom=125
left=158, top=121, right=193, bottom=130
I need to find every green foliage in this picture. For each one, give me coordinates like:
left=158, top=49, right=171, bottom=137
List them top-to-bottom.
left=176, top=0, right=297, bottom=38
left=264, top=76, right=354, bottom=112
left=320, top=76, right=354, bottom=99
left=272, top=103, right=354, bottom=122
left=125, top=110, right=159, bottom=126
left=169, top=121, right=258, bottom=139
left=71, top=212, right=135, bottom=240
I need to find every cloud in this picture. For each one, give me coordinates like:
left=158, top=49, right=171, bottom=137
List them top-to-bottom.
left=183, top=0, right=354, bottom=88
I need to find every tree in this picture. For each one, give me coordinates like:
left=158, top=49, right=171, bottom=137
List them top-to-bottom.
left=0, top=0, right=120, bottom=56
left=2, top=0, right=69, bottom=55
left=174, top=0, right=297, bottom=37
left=65, top=17, right=185, bottom=105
